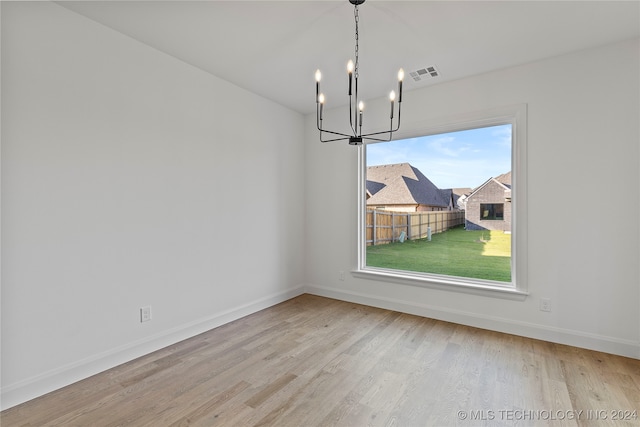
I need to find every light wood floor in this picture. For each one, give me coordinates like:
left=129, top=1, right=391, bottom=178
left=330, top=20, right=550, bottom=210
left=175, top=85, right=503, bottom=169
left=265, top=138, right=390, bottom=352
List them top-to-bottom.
left=2, top=294, right=639, bottom=426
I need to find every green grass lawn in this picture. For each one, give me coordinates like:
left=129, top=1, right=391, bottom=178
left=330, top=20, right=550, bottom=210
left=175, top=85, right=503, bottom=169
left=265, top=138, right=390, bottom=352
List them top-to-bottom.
left=366, top=225, right=512, bottom=282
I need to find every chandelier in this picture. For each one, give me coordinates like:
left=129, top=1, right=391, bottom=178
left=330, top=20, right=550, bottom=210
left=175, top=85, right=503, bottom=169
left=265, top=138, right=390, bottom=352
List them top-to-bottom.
left=315, top=0, right=404, bottom=145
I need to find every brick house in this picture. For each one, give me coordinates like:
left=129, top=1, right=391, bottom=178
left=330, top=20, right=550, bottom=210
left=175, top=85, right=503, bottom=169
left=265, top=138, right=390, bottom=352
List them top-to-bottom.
left=464, top=172, right=512, bottom=231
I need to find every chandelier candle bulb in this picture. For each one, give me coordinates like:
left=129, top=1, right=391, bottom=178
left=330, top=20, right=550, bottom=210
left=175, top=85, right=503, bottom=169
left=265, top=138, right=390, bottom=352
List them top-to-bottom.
left=347, top=60, right=354, bottom=95
left=398, top=68, right=404, bottom=102
left=315, top=69, right=322, bottom=101
left=390, top=90, right=396, bottom=119
left=318, top=93, right=325, bottom=119
left=358, top=101, right=364, bottom=127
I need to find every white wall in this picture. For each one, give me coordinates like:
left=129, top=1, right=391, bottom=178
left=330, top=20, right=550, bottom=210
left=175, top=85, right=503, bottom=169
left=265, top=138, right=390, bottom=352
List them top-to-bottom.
left=2, top=0, right=638, bottom=413
left=1, top=2, right=305, bottom=409
left=305, top=38, right=640, bottom=359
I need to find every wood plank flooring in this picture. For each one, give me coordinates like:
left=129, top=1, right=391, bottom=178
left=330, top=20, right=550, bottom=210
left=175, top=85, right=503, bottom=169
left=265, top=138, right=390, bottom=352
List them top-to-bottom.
left=2, top=294, right=639, bottom=426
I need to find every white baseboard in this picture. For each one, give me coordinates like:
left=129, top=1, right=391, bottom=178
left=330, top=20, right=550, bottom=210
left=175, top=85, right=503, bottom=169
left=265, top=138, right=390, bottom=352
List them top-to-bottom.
left=305, top=284, right=640, bottom=360
left=1, top=286, right=305, bottom=411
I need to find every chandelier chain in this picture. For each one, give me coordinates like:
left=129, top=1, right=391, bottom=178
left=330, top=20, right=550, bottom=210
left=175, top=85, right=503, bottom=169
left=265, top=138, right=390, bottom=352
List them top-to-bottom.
left=354, top=5, right=359, bottom=79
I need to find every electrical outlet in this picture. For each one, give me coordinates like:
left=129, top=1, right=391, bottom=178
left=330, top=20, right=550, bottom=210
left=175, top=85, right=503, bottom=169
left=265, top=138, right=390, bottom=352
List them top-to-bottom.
left=339, top=271, right=345, bottom=281
left=540, top=298, right=552, bottom=312
left=140, top=306, right=152, bottom=322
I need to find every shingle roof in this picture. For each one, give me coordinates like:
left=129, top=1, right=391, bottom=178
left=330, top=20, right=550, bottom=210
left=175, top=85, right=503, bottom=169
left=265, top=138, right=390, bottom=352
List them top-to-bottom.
left=366, top=163, right=450, bottom=207
left=467, top=171, right=512, bottom=200
left=495, top=171, right=511, bottom=189
left=366, top=180, right=386, bottom=197
left=445, top=187, right=472, bottom=206
left=451, top=188, right=473, bottom=197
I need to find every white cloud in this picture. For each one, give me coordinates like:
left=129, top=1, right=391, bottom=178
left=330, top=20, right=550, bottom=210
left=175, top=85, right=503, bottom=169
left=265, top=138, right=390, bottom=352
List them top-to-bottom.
left=367, top=124, right=512, bottom=189
left=427, top=136, right=473, bottom=158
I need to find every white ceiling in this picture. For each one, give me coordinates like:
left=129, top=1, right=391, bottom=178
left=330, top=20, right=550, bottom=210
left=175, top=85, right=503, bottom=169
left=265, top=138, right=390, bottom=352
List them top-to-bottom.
left=57, top=1, right=640, bottom=115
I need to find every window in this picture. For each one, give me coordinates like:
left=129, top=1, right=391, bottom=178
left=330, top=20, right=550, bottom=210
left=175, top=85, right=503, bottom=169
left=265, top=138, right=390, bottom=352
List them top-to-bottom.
left=355, top=105, right=528, bottom=299
left=481, top=203, right=504, bottom=220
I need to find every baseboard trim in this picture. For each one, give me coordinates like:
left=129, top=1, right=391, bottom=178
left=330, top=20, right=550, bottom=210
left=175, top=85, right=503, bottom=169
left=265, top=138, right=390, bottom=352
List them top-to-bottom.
left=305, top=284, right=640, bottom=360
left=1, top=286, right=305, bottom=411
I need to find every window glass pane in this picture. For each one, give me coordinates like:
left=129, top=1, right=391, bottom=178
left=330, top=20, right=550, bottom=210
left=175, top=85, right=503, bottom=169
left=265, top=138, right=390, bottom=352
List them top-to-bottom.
left=365, top=124, right=512, bottom=283
left=480, top=203, right=504, bottom=220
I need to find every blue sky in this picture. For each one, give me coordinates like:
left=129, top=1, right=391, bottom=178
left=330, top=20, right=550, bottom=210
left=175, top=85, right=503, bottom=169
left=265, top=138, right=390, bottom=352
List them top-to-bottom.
left=366, top=124, right=512, bottom=189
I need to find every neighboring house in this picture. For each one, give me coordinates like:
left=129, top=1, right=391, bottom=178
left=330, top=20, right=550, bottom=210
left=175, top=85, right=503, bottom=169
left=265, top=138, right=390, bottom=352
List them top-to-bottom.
left=366, top=163, right=452, bottom=212
left=464, top=171, right=512, bottom=231
left=451, top=187, right=473, bottom=210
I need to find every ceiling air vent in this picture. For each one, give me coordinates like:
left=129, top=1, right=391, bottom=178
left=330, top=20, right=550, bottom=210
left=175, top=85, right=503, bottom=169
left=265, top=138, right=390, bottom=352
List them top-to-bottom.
left=409, top=66, right=439, bottom=82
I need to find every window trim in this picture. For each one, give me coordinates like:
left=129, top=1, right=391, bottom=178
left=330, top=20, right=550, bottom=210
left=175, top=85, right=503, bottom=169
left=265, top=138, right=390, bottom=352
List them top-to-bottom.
left=354, top=104, right=528, bottom=300
left=480, top=203, right=505, bottom=221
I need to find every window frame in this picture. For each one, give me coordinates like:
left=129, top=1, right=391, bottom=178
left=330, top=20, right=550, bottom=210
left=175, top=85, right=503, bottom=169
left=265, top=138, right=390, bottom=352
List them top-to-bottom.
left=353, top=104, right=528, bottom=300
left=480, top=203, right=505, bottom=221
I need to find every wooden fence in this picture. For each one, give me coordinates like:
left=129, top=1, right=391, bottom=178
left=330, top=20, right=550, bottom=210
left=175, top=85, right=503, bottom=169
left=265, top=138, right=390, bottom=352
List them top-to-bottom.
left=366, top=209, right=465, bottom=245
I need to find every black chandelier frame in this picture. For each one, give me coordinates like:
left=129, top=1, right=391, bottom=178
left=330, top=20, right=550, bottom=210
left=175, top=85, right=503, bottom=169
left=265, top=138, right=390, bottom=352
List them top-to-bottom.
left=315, top=0, right=404, bottom=145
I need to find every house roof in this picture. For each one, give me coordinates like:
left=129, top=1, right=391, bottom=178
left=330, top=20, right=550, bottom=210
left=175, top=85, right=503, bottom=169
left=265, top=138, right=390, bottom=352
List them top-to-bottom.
left=366, top=163, right=450, bottom=208
left=495, top=171, right=512, bottom=189
left=467, top=172, right=512, bottom=200
left=365, top=180, right=386, bottom=198
left=442, top=187, right=473, bottom=207
left=449, top=187, right=473, bottom=205
left=451, top=188, right=473, bottom=197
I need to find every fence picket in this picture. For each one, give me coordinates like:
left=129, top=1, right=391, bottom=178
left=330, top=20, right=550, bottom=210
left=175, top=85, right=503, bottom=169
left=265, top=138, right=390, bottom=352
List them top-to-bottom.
left=365, top=209, right=465, bottom=245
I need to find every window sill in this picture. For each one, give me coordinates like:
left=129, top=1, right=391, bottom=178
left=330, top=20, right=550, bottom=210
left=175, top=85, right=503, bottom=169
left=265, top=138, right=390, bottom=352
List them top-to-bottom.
left=352, top=267, right=528, bottom=301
